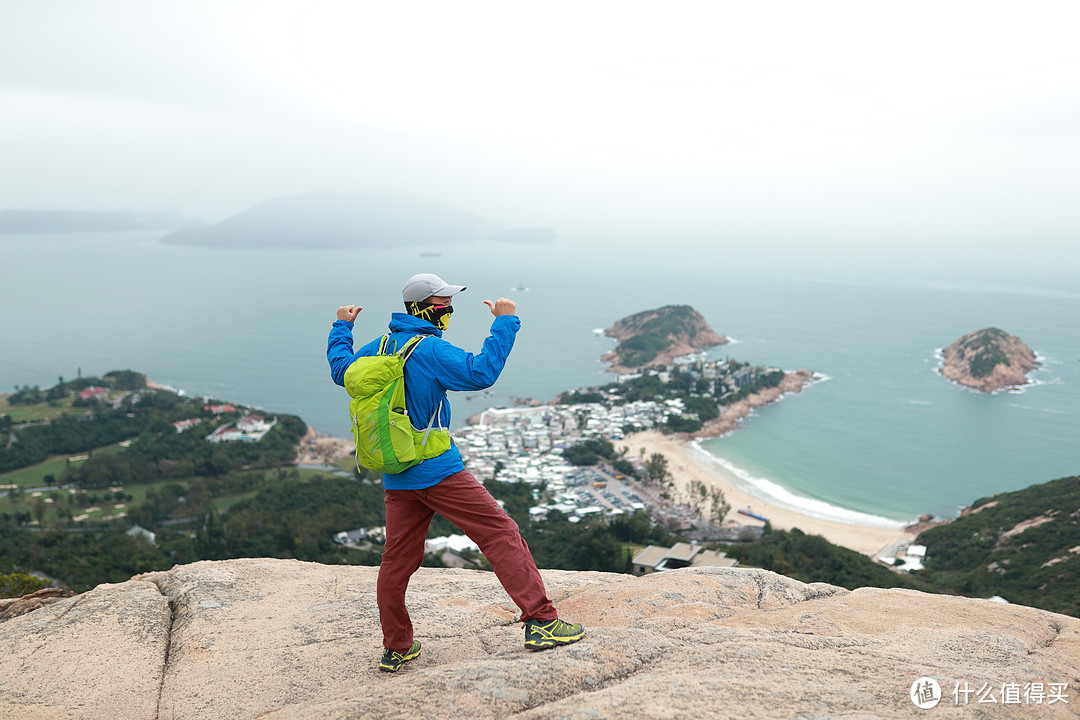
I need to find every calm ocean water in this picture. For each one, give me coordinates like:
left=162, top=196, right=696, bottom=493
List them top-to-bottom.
left=3, top=232, right=1078, bottom=525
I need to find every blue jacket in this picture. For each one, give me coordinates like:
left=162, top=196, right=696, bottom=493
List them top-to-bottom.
left=327, top=312, right=520, bottom=489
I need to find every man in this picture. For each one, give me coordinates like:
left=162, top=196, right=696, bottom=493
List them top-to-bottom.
left=327, top=272, right=584, bottom=672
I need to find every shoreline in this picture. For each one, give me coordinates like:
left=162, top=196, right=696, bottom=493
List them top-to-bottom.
left=293, top=362, right=922, bottom=559
left=690, top=369, right=819, bottom=439
left=298, top=426, right=919, bottom=558
left=616, top=430, right=918, bottom=558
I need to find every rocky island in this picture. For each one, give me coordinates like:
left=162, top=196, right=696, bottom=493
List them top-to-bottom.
left=602, top=305, right=728, bottom=373
left=939, top=327, right=1039, bottom=393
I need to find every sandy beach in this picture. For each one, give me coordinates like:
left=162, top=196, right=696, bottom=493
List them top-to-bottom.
left=300, top=425, right=916, bottom=557
left=297, top=427, right=355, bottom=465
left=616, top=430, right=916, bottom=557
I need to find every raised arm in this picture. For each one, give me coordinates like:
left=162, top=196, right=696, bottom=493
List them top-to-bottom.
left=327, top=304, right=363, bottom=386
left=429, top=311, right=520, bottom=391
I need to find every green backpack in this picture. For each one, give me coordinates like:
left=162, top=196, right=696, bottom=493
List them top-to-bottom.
left=343, top=334, right=451, bottom=474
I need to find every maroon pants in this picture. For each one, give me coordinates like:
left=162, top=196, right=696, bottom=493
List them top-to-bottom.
left=377, top=469, right=557, bottom=652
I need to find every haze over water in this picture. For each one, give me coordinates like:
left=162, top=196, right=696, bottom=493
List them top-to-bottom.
left=3, top=3, right=1080, bottom=531
left=3, top=232, right=1078, bottom=528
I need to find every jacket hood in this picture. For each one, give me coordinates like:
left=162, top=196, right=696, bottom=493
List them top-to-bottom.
left=388, top=312, right=443, bottom=337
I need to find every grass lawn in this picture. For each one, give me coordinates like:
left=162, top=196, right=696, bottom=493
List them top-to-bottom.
left=0, top=396, right=92, bottom=423
left=0, top=442, right=131, bottom=489
left=0, top=456, right=78, bottom=490
left=331, top=456, right=356, bottom=474
left=3, top=463, right=348, bottom=530
left=296, top=466, right=352, bottom=480
left=0, top=483, right=134, bottom=526
left=209, top=490, right=260, bottom=512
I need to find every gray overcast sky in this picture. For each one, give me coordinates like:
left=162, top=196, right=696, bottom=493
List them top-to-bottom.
left=4, top=1, right=1080, bottom=255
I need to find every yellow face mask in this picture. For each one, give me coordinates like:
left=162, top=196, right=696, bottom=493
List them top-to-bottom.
left=406, top=301, right=454, bottom=331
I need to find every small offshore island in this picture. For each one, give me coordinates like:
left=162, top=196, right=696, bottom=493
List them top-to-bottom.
left=601, top=305, right=729, bottom=372
left=939, top=327, right=1039, bottom=393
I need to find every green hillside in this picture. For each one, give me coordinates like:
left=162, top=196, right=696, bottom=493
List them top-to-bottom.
left=915, top=475, right=1080, bottom=616
left=724, top=527, right=931, bottom=592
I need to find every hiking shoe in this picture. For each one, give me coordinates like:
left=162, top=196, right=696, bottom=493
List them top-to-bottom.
left=524, top=618, right=585, bottom=650
left=379, top=640, right=422, bottom=672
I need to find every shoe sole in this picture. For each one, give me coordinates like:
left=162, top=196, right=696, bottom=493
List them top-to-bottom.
left=524, top=634, right=585, bottom=650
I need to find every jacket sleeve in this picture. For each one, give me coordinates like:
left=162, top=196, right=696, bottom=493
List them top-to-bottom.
left=430, top=315, right=520, bottom=391
left=327, top=320, right=357, bottom=387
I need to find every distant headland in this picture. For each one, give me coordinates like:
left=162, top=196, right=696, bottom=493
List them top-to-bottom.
left=157, top=191, right=555, bottom=249
left=601, top=305, right=729, bottom=373
left=939, top=327, right=1039, bottom=393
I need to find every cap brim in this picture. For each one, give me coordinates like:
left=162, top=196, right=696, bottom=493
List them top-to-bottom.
left=438, top=284, right=467, bottom=296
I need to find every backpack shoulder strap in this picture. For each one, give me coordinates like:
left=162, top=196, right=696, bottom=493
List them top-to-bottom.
left=376, top=334, right=392, bottom=356
left=377, top=334, right=426, bottom=360
left=397, top=335, right=426, bottom=362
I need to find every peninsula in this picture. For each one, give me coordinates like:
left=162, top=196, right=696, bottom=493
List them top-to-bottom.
left=589, top=305, right=816, bottom=439
left=602, top=305, right=728, bottom=373
left=939, top=327, right=1039, bottom=393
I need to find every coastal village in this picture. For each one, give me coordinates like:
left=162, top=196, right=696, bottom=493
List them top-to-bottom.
left=319, top=330, right=939, bottom=574
left=328, top=354, right=883, bottom=574
left=450, top=381, right=929, bottom=572
left=453, top=396, right=745, bottom=574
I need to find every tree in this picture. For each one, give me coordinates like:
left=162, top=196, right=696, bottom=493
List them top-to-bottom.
left=47, top=376, right=66, bottom=401
left=10, top=385, right=44, bottom=405
left=664, top=415, right=703, bottom=433
left=562, top=438, right=616, bottom=466
left=644, top=453, right=670, bottom=484
left=611, top=457, right=637, bottom=478
left=687, top=478, right=708, bottom=513
left=709, top=486, right=730, bottom=523
left=32, top=499, right=46, bottom=526
left=0, top=572, right=49, bottom=598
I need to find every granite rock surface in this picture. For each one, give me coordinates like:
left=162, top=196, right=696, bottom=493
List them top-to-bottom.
left=1, top=559, right=1077, bottom=719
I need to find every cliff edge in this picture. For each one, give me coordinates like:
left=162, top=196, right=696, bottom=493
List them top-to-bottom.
left=603, top=305, right=728, bottom=373
left=939, top=327, right=1039, bottom=393
left=1, top=558, right=1077, bottom=719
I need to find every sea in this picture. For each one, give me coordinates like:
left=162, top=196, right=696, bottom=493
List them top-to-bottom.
left=2, top=231, right=1078, bottom=528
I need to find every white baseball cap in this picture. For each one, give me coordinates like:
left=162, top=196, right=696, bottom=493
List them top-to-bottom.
left=401, top=273, right=467, bottom=303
